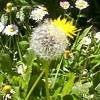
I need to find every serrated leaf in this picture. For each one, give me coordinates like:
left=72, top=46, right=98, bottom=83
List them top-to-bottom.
left=19, top=41, right=29, bottom=51
left=23, top=48, right=36, bottom=66
left=61, top=73, right=75, bottom=97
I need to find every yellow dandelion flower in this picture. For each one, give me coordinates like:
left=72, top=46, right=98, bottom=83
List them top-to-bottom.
left=51, top=17, right=77, bottom=38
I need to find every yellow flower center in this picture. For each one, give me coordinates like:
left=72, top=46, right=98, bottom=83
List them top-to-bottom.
left=9, top=26, right=15, bottom=32
left=2, top=85, right=11, bottom=93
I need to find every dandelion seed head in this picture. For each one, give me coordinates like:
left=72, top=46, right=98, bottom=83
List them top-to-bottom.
left=30, top=20, right=68, bottom=60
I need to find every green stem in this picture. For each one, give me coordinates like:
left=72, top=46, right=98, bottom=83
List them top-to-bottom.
left=75, top=10, right=81, bottom=26
left=9, top=13, right=12, bottom=24
left=9, top=36, right=11, bottom=49
left=0, top=37, right=5, bottom=51
left=16, top=38, right=23, bottom=61
left=51, top=57, right=63, bottom=88
left=45, top=65, right=50, bottom=100
left=25, top=70, right=45, bottom=100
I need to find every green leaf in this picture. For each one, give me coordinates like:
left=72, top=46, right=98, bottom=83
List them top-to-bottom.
left=14, top=0, right=29, bottom=5
left=72, top=26, right=92, bottom=50
left=19, top=41, right=29, bottom=51
left=21, top=48, right=37, bottom=97
left=23, top=48, right=36, bottom=66
left=0, top=53, right=13, bottom=74
left=93, top=71, right=100, bottom=88
left=0, top=73, right=4, bottom=83
left=60, top=73, right=76, bottom=97
left=94, top=83, right=100, bottom=100
left=13, top=86, right=24, bottom=100
left=53, top=87, right=62, bottom=97
left=63, top=95, right=73, bottom=100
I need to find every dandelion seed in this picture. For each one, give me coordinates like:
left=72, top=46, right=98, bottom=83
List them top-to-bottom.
left=75, top=0, right=89, bottom=10
left=30, top=5, right=48, bottom=22
left=3, top=24, right=18, bottom=36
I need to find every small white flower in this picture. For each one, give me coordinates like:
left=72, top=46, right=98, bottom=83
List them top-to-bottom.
left=75, top=0, right=89, bottom=10
left=60, top=1, right=70, bottom=9
left=30, top=5, right=48, bottom=22
left=16, top=11, right=25, bottom=21
left=1, top=14, right=8, bottom=24
left=0, top=22, right=5, bottom=32
left=3, top=24, right=18, bottom=36
left=94, top=32, right=100, bottom=42
left=82, top=37, right=91, bottom=45
left=17, top=63, right=27, bottom=75
left=82, top=69, right=88, bottom=76
left=10, top=89, right=15, bottom=94
left=4, top=94, right=11, bottom=100
left=89, top=94, right=94, bottom=99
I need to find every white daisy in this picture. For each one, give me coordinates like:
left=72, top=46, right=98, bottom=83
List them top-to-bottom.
left=75, top=0, right=89, bottom=10
left=60, top=1, right=70, bottom=9
left=30, top=5, right=48, bottom=22
left=0, top=22, right=5, bottom=32
left=3, top=24, right=18, bottom=36
left=94, top=32, right=100, bottom=42
left=82, top=37, right=91, bottom=45
left=17, top=63, right=27, bottom=75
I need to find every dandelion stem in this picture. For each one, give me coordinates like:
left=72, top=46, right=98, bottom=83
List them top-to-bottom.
left=45, top=65, right=50, bottom=100
left=25, top=70, right=45, bottom=100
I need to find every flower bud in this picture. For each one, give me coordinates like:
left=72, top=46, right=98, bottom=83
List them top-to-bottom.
left=2, top=85, right=11, bottom=94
